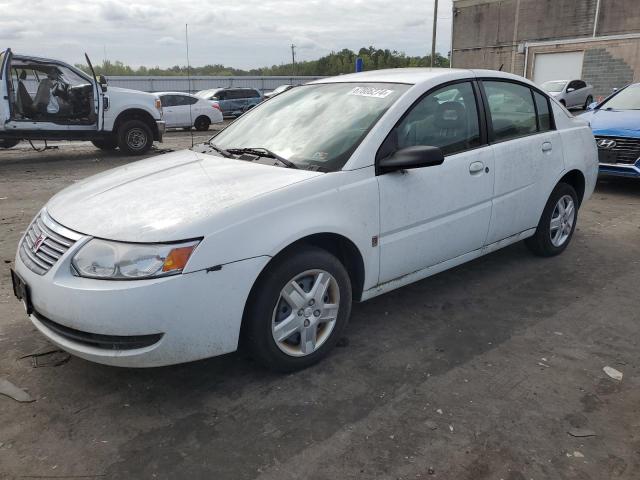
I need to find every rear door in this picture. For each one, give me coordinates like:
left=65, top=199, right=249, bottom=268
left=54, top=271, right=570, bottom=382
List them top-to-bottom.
left=0, top=49, right=13, bottom=128
left=481, top=80, right=564, bottom=244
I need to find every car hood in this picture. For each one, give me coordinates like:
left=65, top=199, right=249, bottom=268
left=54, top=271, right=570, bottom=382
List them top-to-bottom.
left=106, top=86, right=158, bottom=100
left=580, top=109, right=640, bottom=137
left=47, top=150, right=322, bottom=242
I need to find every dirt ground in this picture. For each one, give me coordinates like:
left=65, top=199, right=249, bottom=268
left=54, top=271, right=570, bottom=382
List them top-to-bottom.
left=0, top=130, right=639, bottom=480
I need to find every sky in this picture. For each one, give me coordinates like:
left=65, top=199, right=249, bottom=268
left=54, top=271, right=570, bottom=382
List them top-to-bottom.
left=1, top=0, right=453, bottom=70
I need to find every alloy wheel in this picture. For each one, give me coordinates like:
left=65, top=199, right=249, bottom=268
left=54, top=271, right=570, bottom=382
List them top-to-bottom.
left=549, top=194, right=575, bottom=247
left=271, top=269, right=340, bottom=357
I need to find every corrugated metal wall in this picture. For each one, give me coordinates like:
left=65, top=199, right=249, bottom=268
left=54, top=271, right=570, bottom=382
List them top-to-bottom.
left=105, top=76, right=327, bottom=93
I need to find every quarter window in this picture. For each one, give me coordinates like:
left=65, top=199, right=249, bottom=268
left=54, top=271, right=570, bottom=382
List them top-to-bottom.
left=394, top=81, right=481, bottom=156
left=483, top=81, right=537, bottom=142
left=533, top=91, right=552, bottom=132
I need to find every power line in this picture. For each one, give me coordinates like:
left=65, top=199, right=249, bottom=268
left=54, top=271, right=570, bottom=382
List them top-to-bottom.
left=291, top=44, right=296, bottom=76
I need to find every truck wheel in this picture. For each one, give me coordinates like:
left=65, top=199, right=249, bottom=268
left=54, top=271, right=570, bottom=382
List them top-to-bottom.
left=194, top=116, right=210, bottom=131
left=117, top=120, right=152, bottom=155
left=91, top=137, right=118, bottom=151
left=0, top=139, right=20, bottom=149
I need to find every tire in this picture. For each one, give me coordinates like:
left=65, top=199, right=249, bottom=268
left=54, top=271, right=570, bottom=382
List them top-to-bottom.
left=584, top=95, right=593, bottom=110
left=194, top=116, right=210, bottom=132
left=117, top=119, right=153, bottom=155
left=91, top=137, right=118, bottom=151
left=0, top=139, right=20, bottom=149
left=525, top=182, right=578, bottom=257
left=243, top=246, right=352, bottom=372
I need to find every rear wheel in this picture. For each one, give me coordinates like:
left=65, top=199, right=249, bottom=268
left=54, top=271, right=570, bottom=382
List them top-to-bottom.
left=584, top=95, right=593, bottom=110
left=194, top=116, right=210, bottom=131
left=117, top=119, right=153, bottom=155
left=91, top=137, right=118, bottom=151
left=0, top=139, right=20, bottom=149
left=525, top=182, right=578, bottom=257
left=243, top=246, right=352, bottom=372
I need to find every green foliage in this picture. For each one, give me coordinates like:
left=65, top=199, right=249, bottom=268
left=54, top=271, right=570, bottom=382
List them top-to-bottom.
left=76, top=46, right=450, bottom=77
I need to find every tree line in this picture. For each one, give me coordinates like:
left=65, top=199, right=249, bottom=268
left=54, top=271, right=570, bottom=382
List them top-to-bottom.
left=76, top=46, right=450, bottom=77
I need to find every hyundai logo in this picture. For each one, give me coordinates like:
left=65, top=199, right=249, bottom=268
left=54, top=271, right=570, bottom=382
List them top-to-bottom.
left=597, top=139, right=617, bottom=149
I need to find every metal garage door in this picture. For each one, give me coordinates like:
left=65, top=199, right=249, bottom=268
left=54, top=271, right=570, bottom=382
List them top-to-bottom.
left=533, top=51, right=584, bottom=85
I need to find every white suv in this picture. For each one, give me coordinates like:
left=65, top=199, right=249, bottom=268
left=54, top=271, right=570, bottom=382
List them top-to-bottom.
left=0, top=49, right=165, bottom=155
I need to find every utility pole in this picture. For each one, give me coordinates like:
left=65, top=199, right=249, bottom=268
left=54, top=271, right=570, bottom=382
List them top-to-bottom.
left=430, top=0, right=439, bottom=67
left=291, top=44, right=296, bottom=76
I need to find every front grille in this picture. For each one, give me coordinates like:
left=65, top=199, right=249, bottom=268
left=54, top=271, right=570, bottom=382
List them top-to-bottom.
left=595, top=136, right=640, bottom=165
left=19, top=210, right=82, bottom=275
left=34, top=311, right=164, bottom=350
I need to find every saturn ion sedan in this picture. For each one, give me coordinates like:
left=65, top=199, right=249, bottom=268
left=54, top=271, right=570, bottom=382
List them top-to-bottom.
left=11, top=68, right=598, bottom=372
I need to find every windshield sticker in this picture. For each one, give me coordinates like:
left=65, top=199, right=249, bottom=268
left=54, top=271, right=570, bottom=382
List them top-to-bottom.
left=349, top=87, right=394, bottom=98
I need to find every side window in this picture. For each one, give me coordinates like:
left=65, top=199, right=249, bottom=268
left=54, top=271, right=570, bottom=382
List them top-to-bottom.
left=576, top=80, right=587, bottom=90
left=394, top=81, right=481, bottom=156
left=483, top=81, right=537, bottom=142
left=226, top=89, right=241, bottom=100
left=251, top=89, right=261, bottom=98
left=533, top=91, right=552, bottom=132
left=160, top=95, right=176, bottom=107
left=186, top=95, right=199, bottom=105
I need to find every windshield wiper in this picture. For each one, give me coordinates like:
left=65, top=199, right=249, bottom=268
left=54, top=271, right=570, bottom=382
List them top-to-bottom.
left=207, top=142, right=233, bottom=158
left=226, top=147, right=298, bottom=169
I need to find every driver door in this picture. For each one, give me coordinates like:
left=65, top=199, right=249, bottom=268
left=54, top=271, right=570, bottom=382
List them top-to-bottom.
left=0, top=49, right=13, bottom=128
left=376, top=81, right=495, bottom=284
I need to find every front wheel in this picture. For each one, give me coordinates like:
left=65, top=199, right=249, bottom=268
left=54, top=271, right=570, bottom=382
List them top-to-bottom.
left=117, top=119, right=153, bottom=155
left=0, top=139, right=20, bottom=149
left=525, top=182, right=578, bottom=257
left=243, top=246, right=352, bottom=372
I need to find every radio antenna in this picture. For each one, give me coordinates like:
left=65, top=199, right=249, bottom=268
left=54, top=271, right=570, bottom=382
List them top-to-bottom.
left=185, top=23, right=194, bottom=147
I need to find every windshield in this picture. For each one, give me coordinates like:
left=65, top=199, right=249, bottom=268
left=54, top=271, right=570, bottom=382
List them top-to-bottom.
left=541, top=81, right=567, bottom=93
left=210, top=82, right=409, bottom=171
left=600, top=83, right=640, bottom=110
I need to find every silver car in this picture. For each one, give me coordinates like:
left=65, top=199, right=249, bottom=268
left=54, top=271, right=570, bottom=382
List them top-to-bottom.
left=541, top=79, right=594, bottom=110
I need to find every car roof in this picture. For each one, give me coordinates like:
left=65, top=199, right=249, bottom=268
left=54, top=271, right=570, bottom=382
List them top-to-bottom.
left=309, top=68, right=536, bottom=87
left=156, top=91, right=198, bottom=96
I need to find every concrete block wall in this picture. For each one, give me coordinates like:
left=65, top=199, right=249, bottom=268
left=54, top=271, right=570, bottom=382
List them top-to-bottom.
left=527, top=38, right=640, bottom=97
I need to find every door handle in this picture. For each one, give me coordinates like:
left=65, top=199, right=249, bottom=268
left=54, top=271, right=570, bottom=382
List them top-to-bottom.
left=542, top=142, right=553, bottom=153
left=469, top=161, right=484, bottom=174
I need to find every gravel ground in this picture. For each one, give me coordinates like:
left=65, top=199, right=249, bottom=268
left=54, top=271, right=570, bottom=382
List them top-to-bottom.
left=0, top=130, right=639, bottom=479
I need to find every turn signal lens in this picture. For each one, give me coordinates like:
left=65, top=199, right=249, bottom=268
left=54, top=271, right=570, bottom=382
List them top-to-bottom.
left=162, top=245, right=196, bottom=273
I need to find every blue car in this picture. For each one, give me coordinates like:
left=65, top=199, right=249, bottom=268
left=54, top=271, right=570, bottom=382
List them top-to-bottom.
left=581, top=83, right=640, bottom=178
left=195, top=87, right=263, bottom=117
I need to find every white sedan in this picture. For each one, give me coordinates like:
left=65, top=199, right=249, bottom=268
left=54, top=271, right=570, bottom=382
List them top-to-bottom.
left=12, top=69, right=598, bottom=372
left=157, top=92, right=223, bottom=131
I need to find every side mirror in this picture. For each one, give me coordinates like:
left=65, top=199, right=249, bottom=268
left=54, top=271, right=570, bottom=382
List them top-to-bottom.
left=98, top=75, right=108, bottom=92
left=566, top=87, right=575, bottom=93
left=586, top=101, right=598, bottom=111
left=378, top=146, right=444, bottom=174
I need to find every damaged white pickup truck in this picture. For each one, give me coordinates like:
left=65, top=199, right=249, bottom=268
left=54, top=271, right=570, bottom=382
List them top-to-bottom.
left=0, top=49, right=165, bottom=155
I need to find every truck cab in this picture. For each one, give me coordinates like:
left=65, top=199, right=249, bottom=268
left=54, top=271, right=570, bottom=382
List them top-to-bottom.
left=0, top=49, right=165, bottom=155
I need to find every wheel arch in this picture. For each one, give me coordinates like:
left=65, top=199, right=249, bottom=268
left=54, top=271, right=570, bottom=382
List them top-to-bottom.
left=113, top=108, right=160, bottom=140
left=559, top=169, right=586, bottom=207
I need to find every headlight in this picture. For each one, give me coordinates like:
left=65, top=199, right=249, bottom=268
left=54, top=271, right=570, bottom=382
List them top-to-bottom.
left=71, top=239, right=199, bottom=280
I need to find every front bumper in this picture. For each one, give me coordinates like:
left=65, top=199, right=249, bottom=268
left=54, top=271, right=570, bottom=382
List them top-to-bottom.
left=156, top=120, right=166, bottom=141
left=599, top=160, right=640, bottom=178
left=14, top=232, right=268, bottom=367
